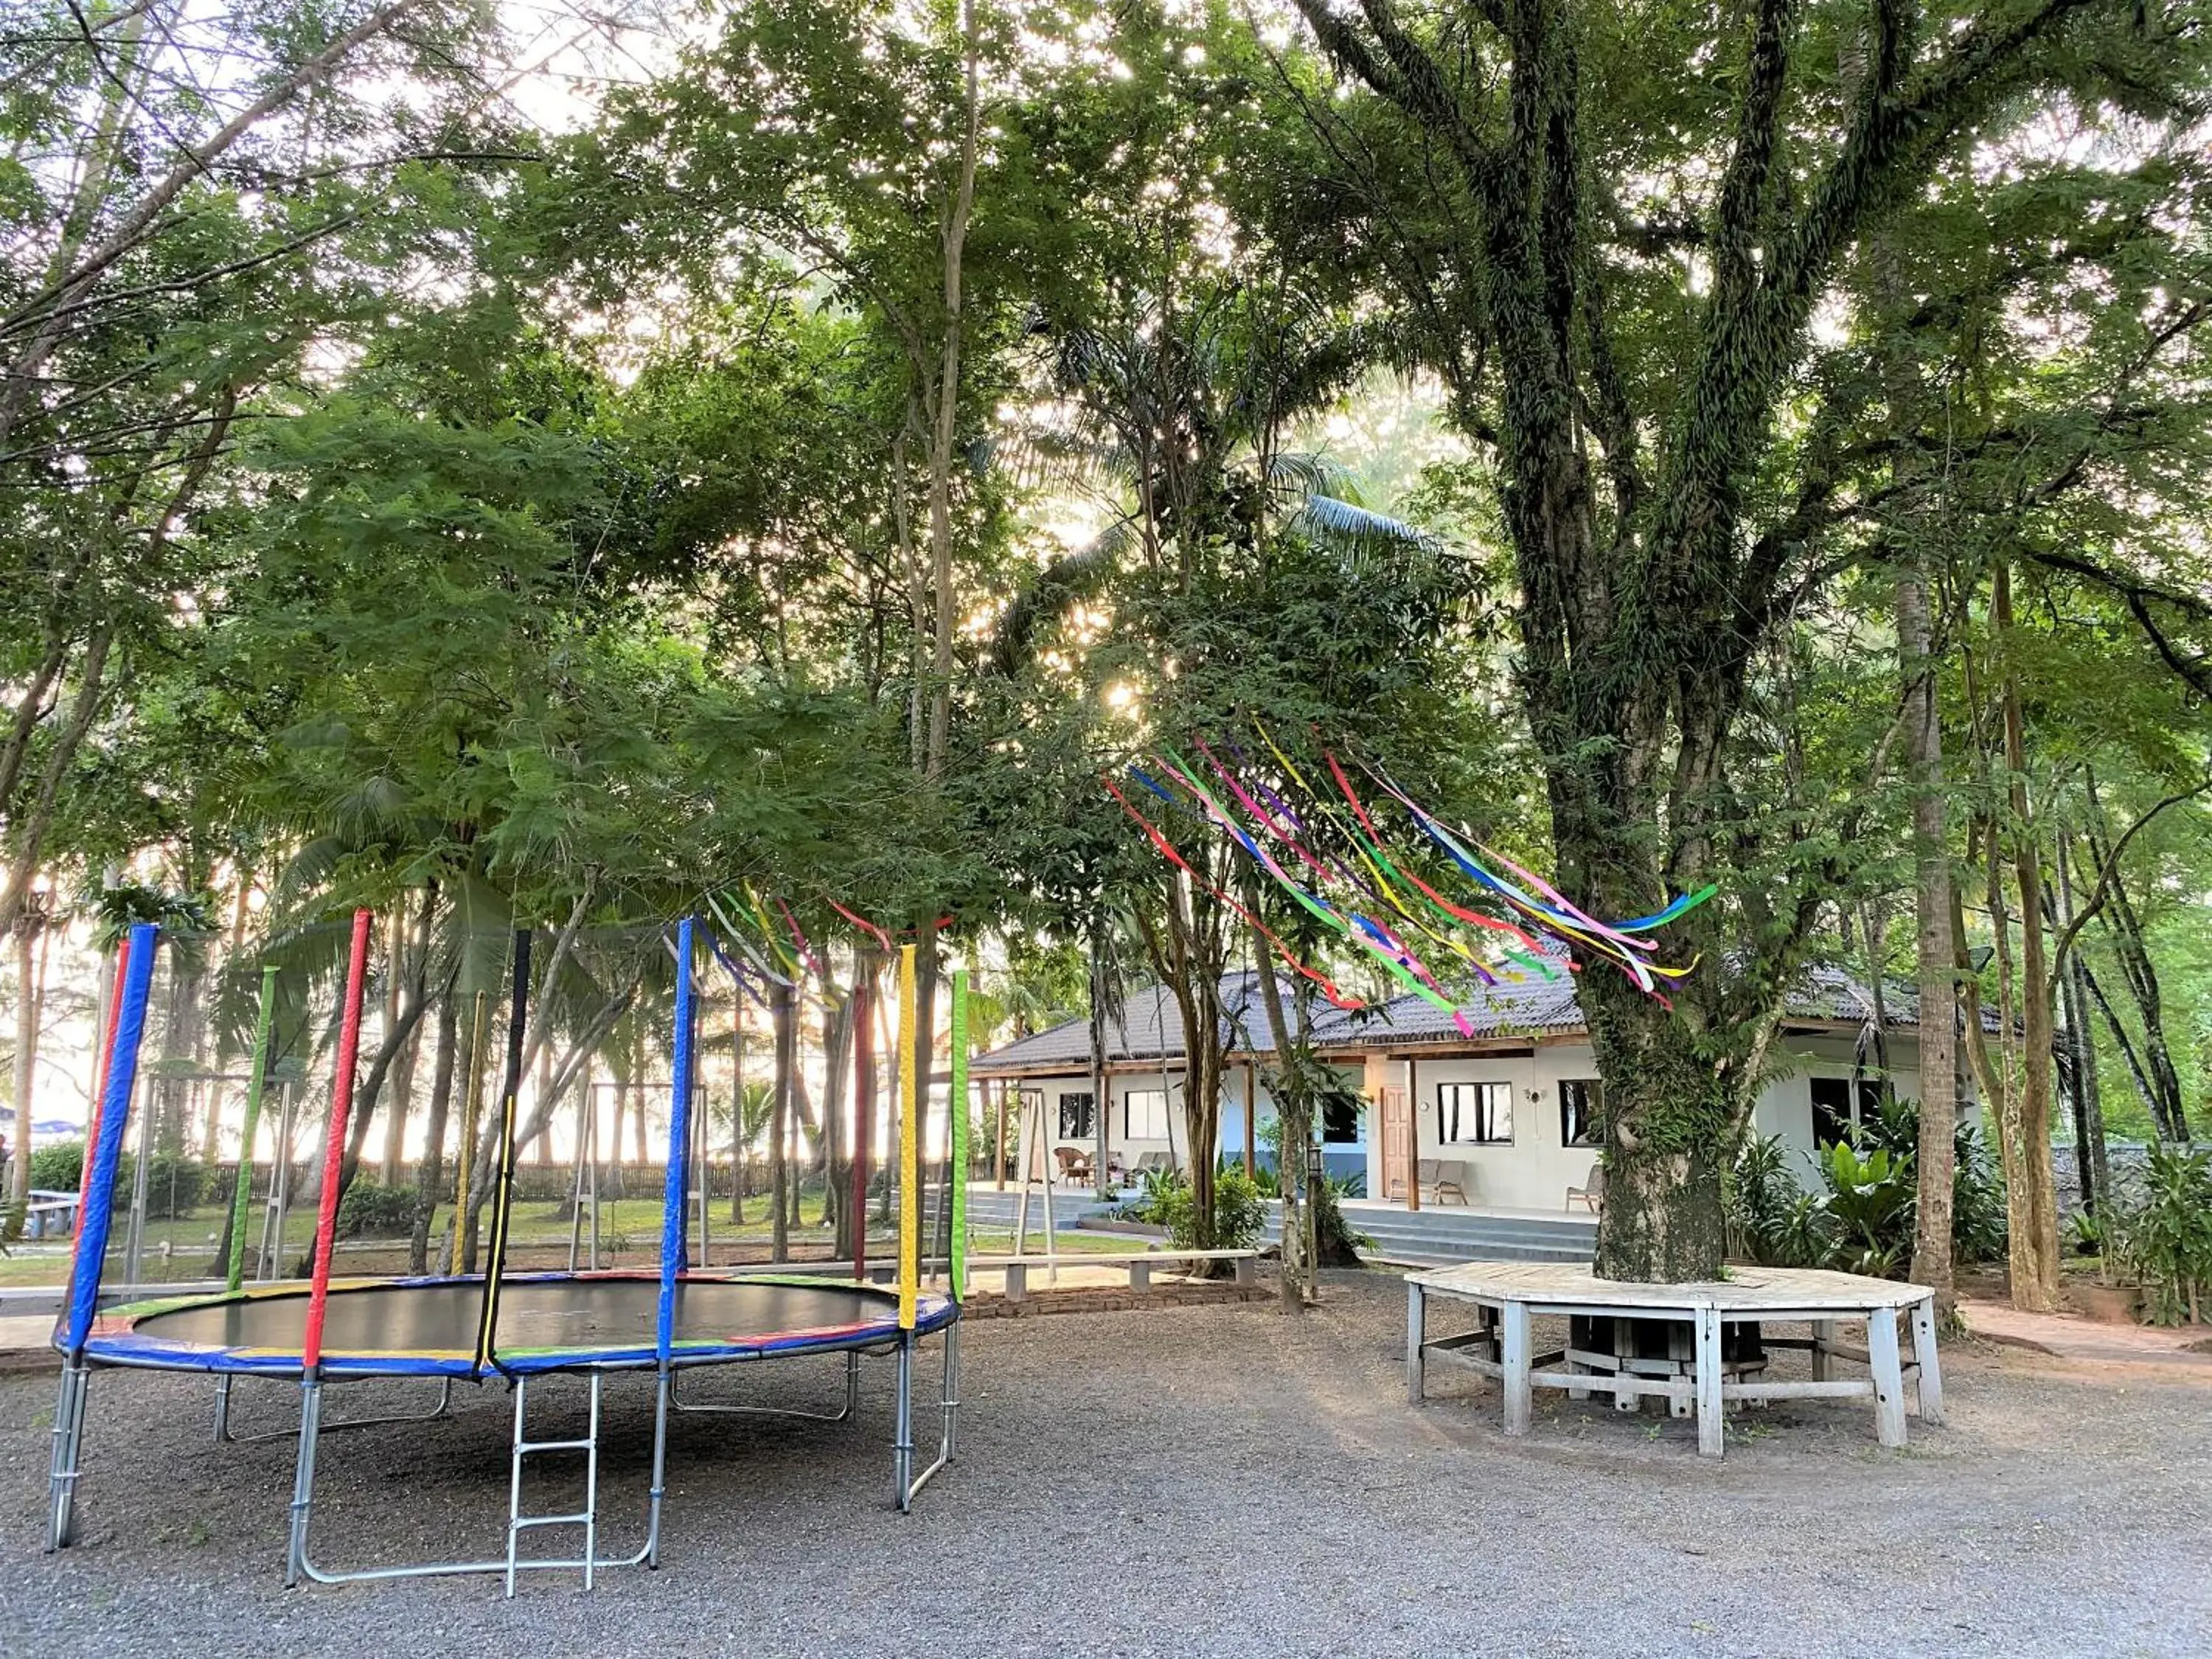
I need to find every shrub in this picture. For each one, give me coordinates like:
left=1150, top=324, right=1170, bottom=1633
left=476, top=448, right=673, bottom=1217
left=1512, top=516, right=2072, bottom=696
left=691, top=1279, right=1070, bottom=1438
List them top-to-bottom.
left=29, top=1139, right=85, bottom=1192
left=27, top=1142, right=206, bottom=1218
left=2112, top=1144, right=2212, bottom=1325
left=136, top=1153, right=208, bottom=1220
left=1148, top=1164, right=1267, bottom=1252
left=1314, top=1175, right=1371, bottom=1266
left=336, top=1179, right=419, bottom=1239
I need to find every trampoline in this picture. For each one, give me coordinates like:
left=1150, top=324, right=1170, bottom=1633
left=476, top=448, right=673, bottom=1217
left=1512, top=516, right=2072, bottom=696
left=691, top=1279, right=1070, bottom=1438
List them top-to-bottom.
left=46, top=918, right=970, bottom=1594
left=83, top=1271, right=959, bottom=1378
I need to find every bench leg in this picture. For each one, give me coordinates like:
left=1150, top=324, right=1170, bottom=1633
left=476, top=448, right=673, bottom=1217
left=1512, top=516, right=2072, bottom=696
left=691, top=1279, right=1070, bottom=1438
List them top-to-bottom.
left=1234, top=1254, right=1256, bottom=1285
left=1128, top=1260, right=1151, bottom=1293
left=1004, top=1263, right=1026, bottom=1304
left=1405, top=1279, right=1425, bottom=1406
left=1910, top=1295, right=1944, bottom=1426
left=1501, top=1300, right=1531, bottom=1436
left=1868, top=1307, right=1907, bottom=1448
left=1694, top=1308, right=1723, bottom=1457
left=1810, top=1318, right=1836, bottom=1382
left=1612, top=1319, right=1639, bottom=1413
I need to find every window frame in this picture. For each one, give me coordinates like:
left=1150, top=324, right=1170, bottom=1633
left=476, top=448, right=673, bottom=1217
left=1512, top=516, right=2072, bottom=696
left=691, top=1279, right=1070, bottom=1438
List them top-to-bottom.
left=1559, top=1079, right=1601, bottom=1149
left=1435, top=1080, right=1514, bottom=1146
left=1122, top=1088, right=1170, bottom=1141
left=1057, top=1091, right=1096, bottom=1140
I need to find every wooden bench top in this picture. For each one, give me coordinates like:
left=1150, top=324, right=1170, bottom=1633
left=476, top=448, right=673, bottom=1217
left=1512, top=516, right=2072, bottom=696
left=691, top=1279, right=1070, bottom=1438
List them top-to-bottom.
left=1408, top=1261, right=1931, bottom=1312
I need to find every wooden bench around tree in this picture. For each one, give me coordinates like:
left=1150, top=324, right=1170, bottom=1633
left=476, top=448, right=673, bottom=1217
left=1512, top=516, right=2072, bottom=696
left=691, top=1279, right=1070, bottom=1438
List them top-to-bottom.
left=1405, top=1262, right=1942, bottom=1457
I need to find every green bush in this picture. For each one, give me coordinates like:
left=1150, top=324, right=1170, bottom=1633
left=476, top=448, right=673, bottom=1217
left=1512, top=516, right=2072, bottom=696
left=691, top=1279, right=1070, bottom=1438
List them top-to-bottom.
left=1729, top=1093, right=2010, bottom=1276
left=29, top=1139, right=85, bottom=1191
left=25, top=1141, right=206, bottom=1218
left=2112, top=1144, right=2212, bottom=1325
left=1158, top=1164, right=1267, bottom=1252
left=1315, top=1175, right=1371, bottom=1266
left=336, top=1179, right=419, bottom=1239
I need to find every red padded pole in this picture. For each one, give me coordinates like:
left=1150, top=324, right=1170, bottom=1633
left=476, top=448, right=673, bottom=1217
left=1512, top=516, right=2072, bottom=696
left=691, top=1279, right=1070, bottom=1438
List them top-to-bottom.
left=302, top=908, right=375, bottom=1374
left=71, top=940, right=135, bottom=1240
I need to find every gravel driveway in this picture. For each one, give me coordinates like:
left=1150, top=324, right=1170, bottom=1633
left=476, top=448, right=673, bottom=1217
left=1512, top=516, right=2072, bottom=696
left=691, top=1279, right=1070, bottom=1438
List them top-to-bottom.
left=4, top=1269, right=2207, bottom=1658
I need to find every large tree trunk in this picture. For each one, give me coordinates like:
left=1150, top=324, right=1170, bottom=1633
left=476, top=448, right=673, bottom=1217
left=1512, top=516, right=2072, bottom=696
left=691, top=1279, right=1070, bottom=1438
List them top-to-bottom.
left=1898, top=565, right=1958, bottom=1303
left=1997, top=566, right=2063, bottom=1309
left=9, top=917, right=49, bottom=1206
left=1248, top=924, right=1311, bottom=1310
left=1086, top=929, right=1112, bottom=1200
left=1581, top=968, right=1738, bottom=1282
left=769, top=978, right=793, bottom=1262
left=408, top=986, right=459, bottom=1274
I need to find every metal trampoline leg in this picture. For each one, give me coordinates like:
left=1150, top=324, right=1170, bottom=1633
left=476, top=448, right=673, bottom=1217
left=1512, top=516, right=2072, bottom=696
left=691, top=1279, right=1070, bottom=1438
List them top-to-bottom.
left=940, top=1325, right=960, bottom=1464
left=893, top=1335, right=914, bottom=1512
left=846, top=1349, right=861, bottom=1423
left=46, top=1362, right=91, bottom=1551
left=644, top=1369, right=671, bottom=1569
left=213, top=1374, right=233, bottom=1444
left=285, top=1380, right=324, bottom=1588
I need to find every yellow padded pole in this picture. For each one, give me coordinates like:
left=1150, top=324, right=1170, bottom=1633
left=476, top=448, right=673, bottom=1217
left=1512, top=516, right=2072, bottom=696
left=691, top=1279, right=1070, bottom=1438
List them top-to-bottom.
left=897, top=943, right=919, bottom=1329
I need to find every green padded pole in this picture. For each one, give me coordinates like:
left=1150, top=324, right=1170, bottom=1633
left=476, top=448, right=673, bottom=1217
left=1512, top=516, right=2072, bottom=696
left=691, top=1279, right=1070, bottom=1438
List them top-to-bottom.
left=224, top=964, right=280, bottom=1293
left=949, top=967, right=969, bottom=1302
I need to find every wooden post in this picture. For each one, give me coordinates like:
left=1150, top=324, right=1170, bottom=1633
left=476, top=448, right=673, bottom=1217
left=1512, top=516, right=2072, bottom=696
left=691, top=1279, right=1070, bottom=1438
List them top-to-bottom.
left=1405, top=1055, right=1420, bottom=1212
left=1243, top=1060, right=1256, bottom=1179
left=992, top=1077, right=1007, bottom=1192
left=1405, top=1276, right=1426, bottom=1405
left=1909, top=1295, right=1945, bottom=1425
left=1500, top=1298, right=1531, bottom=1434
left=1694, top=1306, right=1725, bottom=1457
left=1867, top=1307, right=1907, bottom=1448
left=1809, top=1317, right=1835, bottom=1380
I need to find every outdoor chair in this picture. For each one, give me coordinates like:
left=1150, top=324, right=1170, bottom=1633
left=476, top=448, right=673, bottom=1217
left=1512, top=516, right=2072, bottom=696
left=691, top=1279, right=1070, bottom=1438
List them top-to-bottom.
left=1054, top=1145, right=1094, bottom=1185
left=1417, top=1158, right=1470, bottom=1205
left=1567, top=1162, right=1604, bottom=1212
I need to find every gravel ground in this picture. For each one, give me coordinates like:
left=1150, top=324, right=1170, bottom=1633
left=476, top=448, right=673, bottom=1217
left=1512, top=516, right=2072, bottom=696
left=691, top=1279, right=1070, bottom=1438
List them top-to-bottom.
left=4, top=1269, right=2208, bottom=1658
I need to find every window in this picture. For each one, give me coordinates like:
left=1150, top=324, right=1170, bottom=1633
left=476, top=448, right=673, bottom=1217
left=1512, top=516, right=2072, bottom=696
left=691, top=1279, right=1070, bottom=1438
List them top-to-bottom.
left=1808, top=1077, right=1885, bottom=1147
left=1560, top=1079, right=1601, bottom=1148
left=1436, top=1082, right=1513, bottom=1145
left=1124, top=1088, right=1169, bottom=1140
left=1321, top=1091, right=1361, bottom=1144
left=1057, top=1092, right=1095, bottom=1139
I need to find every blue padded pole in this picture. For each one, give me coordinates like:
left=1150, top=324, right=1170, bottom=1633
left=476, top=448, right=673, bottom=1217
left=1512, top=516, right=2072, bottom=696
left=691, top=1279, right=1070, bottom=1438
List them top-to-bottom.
left=656, top=916, right=697, bottom=1363
left=61, top=922, right=160, bottom=1359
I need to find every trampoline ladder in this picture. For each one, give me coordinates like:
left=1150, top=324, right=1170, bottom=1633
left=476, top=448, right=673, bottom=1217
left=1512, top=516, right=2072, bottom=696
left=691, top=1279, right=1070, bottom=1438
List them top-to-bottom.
left=504, top=1374, right=602, bottom=1596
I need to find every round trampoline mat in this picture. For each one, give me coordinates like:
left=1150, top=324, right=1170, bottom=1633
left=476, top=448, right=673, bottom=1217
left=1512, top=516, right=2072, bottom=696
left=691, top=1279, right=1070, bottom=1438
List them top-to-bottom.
left=72, top=1270, right=957, bottom=1378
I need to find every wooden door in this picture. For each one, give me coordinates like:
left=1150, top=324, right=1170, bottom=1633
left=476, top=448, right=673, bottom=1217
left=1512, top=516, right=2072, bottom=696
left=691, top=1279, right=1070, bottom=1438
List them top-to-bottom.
left=1382, top=1087, right=1412, bottom=1201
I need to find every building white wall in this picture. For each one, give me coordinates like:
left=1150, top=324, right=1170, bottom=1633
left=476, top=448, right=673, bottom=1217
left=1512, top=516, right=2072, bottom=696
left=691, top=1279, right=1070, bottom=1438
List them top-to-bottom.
left=995, top=1030, right=1938, bottom=1207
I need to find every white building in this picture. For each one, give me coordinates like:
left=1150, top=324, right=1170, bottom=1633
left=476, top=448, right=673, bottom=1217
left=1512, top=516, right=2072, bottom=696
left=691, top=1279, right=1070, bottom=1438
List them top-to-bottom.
left=973, top=967, right=1955, bottom=1211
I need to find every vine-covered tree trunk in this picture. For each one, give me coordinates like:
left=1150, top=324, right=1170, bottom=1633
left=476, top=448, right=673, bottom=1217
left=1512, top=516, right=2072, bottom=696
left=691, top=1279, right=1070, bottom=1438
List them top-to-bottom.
left=1896, top=564, right=1958, bottom=1299
left=1579, top=968, right=1741, bottom=1282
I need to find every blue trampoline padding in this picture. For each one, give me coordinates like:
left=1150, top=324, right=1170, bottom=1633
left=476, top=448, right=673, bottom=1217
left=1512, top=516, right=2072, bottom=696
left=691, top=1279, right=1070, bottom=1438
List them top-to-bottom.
left=68, top=1270, right=958, bottom=1379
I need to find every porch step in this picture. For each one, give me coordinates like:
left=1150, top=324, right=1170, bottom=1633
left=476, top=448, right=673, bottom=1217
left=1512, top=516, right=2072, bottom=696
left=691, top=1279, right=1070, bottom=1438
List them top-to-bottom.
left=958, top=1185, right=1597, bottom=1266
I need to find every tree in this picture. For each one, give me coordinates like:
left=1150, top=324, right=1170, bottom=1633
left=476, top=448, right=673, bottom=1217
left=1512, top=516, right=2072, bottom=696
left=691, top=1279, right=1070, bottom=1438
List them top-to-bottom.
left=1269, top=0, right=2212, bottom=1279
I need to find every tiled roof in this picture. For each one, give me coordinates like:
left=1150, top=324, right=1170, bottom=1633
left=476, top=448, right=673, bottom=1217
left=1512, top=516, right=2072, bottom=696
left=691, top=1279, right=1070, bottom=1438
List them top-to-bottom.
left=972, top=959, right=1958, bottom=1074
left=970, top=971, right=1291, bottom=1074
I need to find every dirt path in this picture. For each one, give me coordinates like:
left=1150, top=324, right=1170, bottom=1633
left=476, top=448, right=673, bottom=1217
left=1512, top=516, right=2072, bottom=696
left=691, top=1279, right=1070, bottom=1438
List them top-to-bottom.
left=4, top=1270, right=2207, bottom=1657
